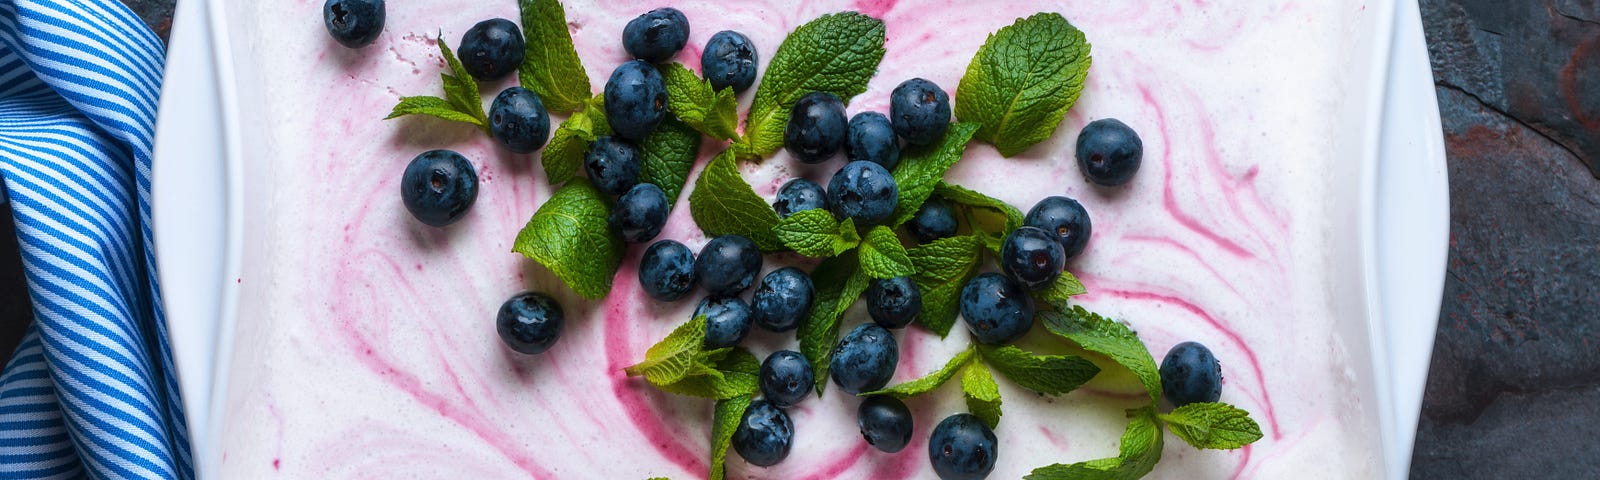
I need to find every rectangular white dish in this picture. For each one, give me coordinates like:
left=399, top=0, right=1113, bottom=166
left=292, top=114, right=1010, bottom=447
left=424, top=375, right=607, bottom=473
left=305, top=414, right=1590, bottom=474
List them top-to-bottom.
left=153, top=0, right=1447, bottom=478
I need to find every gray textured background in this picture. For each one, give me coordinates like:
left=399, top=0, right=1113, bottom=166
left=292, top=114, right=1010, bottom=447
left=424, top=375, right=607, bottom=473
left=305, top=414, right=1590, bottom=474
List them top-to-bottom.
left=0, top=0, right=1594, bottom=477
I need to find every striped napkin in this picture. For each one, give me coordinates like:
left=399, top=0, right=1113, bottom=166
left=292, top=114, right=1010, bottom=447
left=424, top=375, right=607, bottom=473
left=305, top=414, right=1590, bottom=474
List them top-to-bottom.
left=0, top=0, right=192, bottom=478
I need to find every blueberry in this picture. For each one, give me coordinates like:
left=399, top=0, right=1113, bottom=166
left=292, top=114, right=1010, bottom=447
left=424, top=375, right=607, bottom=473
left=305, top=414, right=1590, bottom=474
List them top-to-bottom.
left=323, top=0, right=384, bottom=48
left=622, top=8, right=690, bottom=63
left=457, top=18, right=525, bottom=81
left=702, top=30, right=758, bottom=92
left=604, top=60, right=669, bottom=140
left=890, top=78, right=951, bottom=146
left=489, top=86, right=550, bottom=153
left=784, top=92, right=848, bottom=164
left=847, top=112, right=901, bottom=170
left=1076, top=118, right=1143, bottom=186
left=583, top=136, right=642, bottom=196
left=400, top=149, right=478, bottom=227
left=827, top=161, right=899, bottom=226
left=773, top=178, right=827, bottom=218
left=610, top=183, right=669, bottom=243
left=1023, top=196, right=1092, bottom=260
left=908, top=198, right=958, bottom=244
left=1000, top=226, right=1065, bottom=290
left=695, top=235, right=763, bottom=296
left=639, top=240, right=697, bottom=301
left=751, top=267, right=815, bottom=332
left=958, top=273, right=1035, bottom=345
left=866, top=276, right=921, bottom=329
left=496, top=292, right=563, bottom=355
left=698, top=296, right=752, bottom=349
left=829, top=323, right=899, bottom=394
left=1160, top=341, right=1223, bottom=407
left=759, top=350, right=814, bottom=408
left=858, top=396, right=913, bottom=453
left=732, top=400, right=794, bottom=467
left=928, top=413, right=997, bottom=480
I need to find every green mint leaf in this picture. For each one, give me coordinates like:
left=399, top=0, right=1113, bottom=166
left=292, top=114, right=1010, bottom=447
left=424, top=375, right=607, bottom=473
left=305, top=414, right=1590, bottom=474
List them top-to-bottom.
left=518, top=0, right=591, bottom=113
left=737, top=12, right=886, bottom=159
left=955, top=13, right=1091, bottom=157
left=387, top=36, right=489, bottom=132
left=661, top=62, right=740, bottom=140
left=542, top=95, right=610, bottom=185
left=385, top=96, right=485, bottom=126
left=638, top=115, right=703, bottom=203
left=889, top=122, right=980, bottom=226
left=688, top=149, right=785, bottom=251
left=512, top=178, right=623, bottom=299
left=935, top=182, right=1024, bottom=237
left=774, top=209, right=860, bottom=257
left=858, top=226, right=916, bottom=279
left=906, top=234, right=985, bottom=336
left=797, top=254, right=871, bottom=394
left=1033, top=270, right=1087, bottom=305
left=1039, top=305, right=1162, bottom=403
left=623, top=314, right=711, bottom=384
left=978, top=344, right=1099, bottom=396
left=861, top=346, right=975, bottom=398
left=656, top=347, right=761, bottom=400
left=960, top=359, right=1002, bottom=430
left=709, top=394, right=754, bottom=480
left=1158, top=402, right=1264, bottom=450
left=1026, top=407, right=1162, bottom=480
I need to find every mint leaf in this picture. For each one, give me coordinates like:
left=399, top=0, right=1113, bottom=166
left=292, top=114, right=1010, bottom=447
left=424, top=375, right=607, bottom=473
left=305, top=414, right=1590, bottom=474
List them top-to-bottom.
left=518, top=0, right=591, bottom=113
left=735, top=12, right=886, bottom=159
left=955, top=13, right=1091, bottom=157
left=386, top=36, right=488, bottom=132
left=662, top=62, right=739, bottom=140
left=542, top=95, right=610, bottom=185
left=638, top=115, right=703, bottom=203
left=889, top=122, right=980, bottom=226
left=688, top=150, right=785, bottom=251
left=512, top=179, right=623, bottom=299
left=935, top=182, right=1024, bottom=236
left=774, top=209, right=860, bottom=258
left=858, top=226, right=915, bottom=279
left=906, top=234, right=985, bottom=336
left=797, top=254, right=871, bottom=394
left=1033, top=270, right=1087, bottom=306
left=1039, top=305, right=1162, bottom=403
left=623, top=314, right=711, bottom=384
left=979, top=345, right=1099, bottom=396
left=862, top=346, right=975, bottom=398
left=656, top=347, right=761, bottom=400
left=960, top=359, right=1002, bottom=429
left=709, top=394, right=754, bottom=480
left=1158, top=402, right=1263, bottom=450
left=1026, top=407, right=1162, bottom=480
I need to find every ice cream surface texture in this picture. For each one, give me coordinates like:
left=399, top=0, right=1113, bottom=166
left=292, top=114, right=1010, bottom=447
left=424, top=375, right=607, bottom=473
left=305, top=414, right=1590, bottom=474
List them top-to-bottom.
left=219, top=0, right=1383, bottom=478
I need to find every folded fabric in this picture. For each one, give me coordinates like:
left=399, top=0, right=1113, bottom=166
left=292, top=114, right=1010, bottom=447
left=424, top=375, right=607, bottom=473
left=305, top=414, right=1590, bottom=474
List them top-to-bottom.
left=0, top=0, right=191, bottom=478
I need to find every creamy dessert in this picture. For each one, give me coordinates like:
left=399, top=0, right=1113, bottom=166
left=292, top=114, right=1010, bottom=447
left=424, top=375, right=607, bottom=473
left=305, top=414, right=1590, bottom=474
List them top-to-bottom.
left=219, top=0, right=1382, bottom=478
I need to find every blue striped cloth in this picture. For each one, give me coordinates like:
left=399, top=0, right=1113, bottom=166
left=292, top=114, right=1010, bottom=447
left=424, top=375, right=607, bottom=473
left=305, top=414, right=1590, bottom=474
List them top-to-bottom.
left=0, top=0, right=192, bottom=478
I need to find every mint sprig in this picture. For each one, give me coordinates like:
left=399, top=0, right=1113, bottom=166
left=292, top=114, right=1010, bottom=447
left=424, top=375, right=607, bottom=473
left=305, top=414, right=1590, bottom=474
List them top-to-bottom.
left=517, top=0, right=591, bottom=113
left=734, top=12, right=886, bottom=159
left=955, top=13, right=1091, bottom=157
left=385, top=35, right=490, bottom=132
left=661, top=62, right=739, bottom=140
left=542, top=94, right=610, bottom=184
left=638, top=116, right=703, bottom=203
left=888, top=122, right=980, bottom=226
left=688, top=150, right=785, bottom=251
left=512, top=178, right=622, bottom=299
left=935, top=182, right=1024, bottom=239
left=774, top=209, right=860, bottom=257
left=858, top=226, right=916, bottom=279
left=906, top=234, right=985, bottom=336
left=796, top=254, right=871, bottom=394
left=1033, top=270, right=1088, bottom=306
left=1039, top=304, right=1163, bottom=403
left=624, top=315, right=760, bottom=480
left=978, top=344, right=1099, bottom=396
left=862, top=346, right=975, bottom=397
left=960, top=359, right=1003, bottom=429
left=709, top=394, right=754, bottom=480
left=1158, top=402, right=1264, bottom=450
left=1026, top=407, right=1162, bottom=480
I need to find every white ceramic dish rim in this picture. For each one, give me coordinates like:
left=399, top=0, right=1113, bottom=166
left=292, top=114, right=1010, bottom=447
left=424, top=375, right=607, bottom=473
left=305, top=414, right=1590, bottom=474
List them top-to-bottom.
left=150, top=0, right=1448, bottom=478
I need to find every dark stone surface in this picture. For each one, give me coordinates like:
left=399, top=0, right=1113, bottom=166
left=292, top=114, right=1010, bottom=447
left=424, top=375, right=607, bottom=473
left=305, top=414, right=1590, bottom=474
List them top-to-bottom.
left=0, top=1, right=1595, bottom=478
